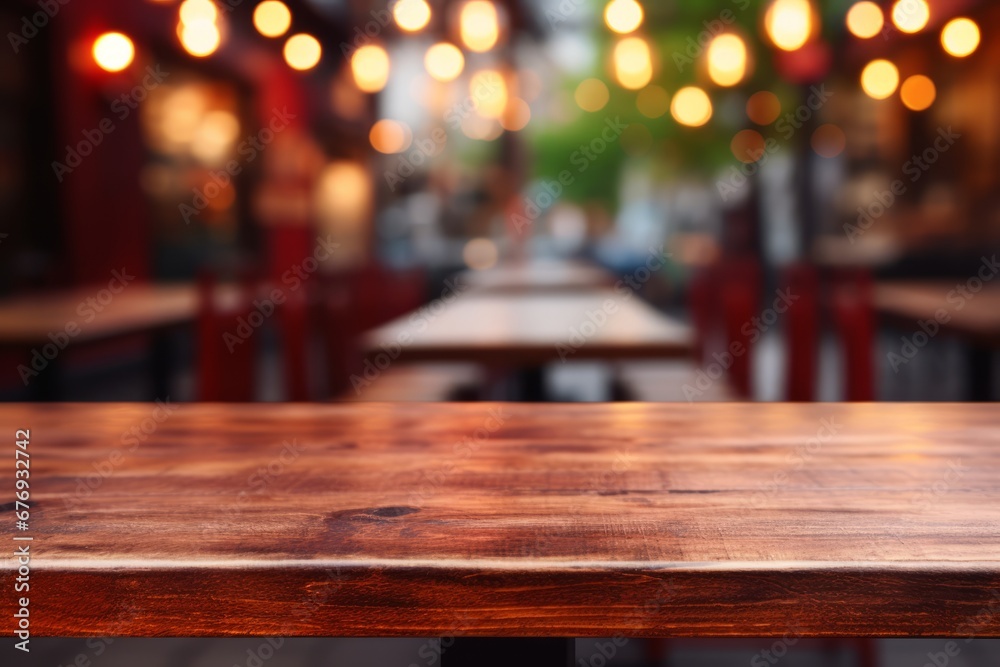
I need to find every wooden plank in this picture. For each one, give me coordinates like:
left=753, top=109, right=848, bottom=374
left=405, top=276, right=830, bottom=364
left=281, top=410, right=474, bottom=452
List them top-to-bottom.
left=362, top=290, right=693, bottom=365
left=2, top=402, right=999, bottom=637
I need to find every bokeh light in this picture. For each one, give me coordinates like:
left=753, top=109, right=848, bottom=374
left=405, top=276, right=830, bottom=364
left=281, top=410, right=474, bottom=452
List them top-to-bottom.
left=179, top=0, right=217, bottom=26
left=393, top=0, right=431, bottom=33
left=603, top=0, right=643, bottom=35
left=765, top=0, right=813, bottom=52
left=891, top=0, right=929, bottom=34
left=253, top=1, right=292, bottom=38
left=460, top=1, right=500, bottom=53
left=845, top=2, right=883, bottom=39
left=941, top=18, right=980, bottom=58
left=180, top=22, right=221, bottom=57
left=92, top=32, right=134, bottom=72
left=284, top=33, right=321, bottom=70
left=707, top=34, right=748, bottom=87
left=613, top=36, right=653, bottom=90
left=425, top=43, right=464, bottom=82
left=352, top=44, right=390, bottom=92
left=860, top=59, right=899, bottom=100
left=470, top=70, right=508, bottom=119
left=900, top=74, right=936, bottom=111
left=574, top=78, right=610, bottom=112
left=636, top=85, right=670, bottom=118
left=671, top=86, right=713, bottom=127
left=746, top=91, right=781, bottom=125
left=501, top=98, right=531, bottom=132
left=192, top=110, right=240, bottom=163
left=369, top=119, right=412, bottom=153
left=811, top=124, right=846, bottom=157
left=731, top=129, right=766, bottom=163
left=315, top=162, right=371, bottom=222
left=463, top=238, right=499, bottom=270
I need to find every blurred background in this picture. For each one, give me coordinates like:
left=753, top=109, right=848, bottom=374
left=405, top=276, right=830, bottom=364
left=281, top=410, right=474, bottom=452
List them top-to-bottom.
left=1, top=0, right=999, bottom=404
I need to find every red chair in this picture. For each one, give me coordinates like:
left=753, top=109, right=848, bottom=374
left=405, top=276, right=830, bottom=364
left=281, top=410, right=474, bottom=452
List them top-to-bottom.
left=720, top=258, right=761, bottom=398
left=783, top=263, right=819, bottom=401
left=686, top=264, right=718, bottom=365
left=831, top=268, right=876, bottom=401
left=196, top=269, right=257, bottom=402
left=319, top=271, right=359, bottom=396
left=278, top=285, right=311, bottom=401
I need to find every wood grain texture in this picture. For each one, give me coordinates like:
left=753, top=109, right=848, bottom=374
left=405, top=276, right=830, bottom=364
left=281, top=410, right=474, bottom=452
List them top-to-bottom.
left=875, top=281, right=1000, bottom=344
left=362, top=290, right=693, bottom=365
left=2, top=403, right=999, bottom=637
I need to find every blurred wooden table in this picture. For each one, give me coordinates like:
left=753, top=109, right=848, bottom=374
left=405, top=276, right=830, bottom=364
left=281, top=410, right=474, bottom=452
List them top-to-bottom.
left=459, top=259, right=615, bottom=293
left=875, top=280, right=1000, bottom=399
left=0, top=284, right=200, bottom=399
left=0, top=284, right=198, bottom=345
left=362, top=289, right=692, bottom=366
left=3, top=402, right=999, bottom=643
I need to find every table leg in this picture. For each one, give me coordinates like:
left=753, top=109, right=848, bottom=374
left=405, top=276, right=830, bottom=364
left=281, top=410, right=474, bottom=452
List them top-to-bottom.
left=150, top=329, right=173, bottom=401
left=966, top=343, right=994, bottom=402
left=444, top=638, right=574, bottom=667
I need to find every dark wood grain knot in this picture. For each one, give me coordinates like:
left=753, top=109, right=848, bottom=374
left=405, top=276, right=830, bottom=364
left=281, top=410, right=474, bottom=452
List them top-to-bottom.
left=325, top=506, right=421, bottom=524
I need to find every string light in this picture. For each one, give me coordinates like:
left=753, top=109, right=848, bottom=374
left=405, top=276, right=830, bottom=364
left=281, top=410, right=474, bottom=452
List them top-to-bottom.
left=604, top=0, right=643, bottom=35
left=765, top=0, right=813, bottom=51
left=253, top=1, right=292, bottom=38
left=941, top=18, right=980, bottom=58
left=92, top=32, right=134, bottom=72
left=707, top=34, right=748, bottom=87
left=351, top=45, right=390, bottom=92
left=860, top=59, right=899, bottom=100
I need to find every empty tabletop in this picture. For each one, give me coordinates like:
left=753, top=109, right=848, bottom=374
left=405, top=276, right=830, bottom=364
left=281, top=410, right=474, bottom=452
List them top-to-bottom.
left=460, top=260, right=616, bottom=293
left=0, top=283, right=199, bottom=345
left=362, top=290, right=693, bottom=365
left=3, top=402, right=999, bottom=637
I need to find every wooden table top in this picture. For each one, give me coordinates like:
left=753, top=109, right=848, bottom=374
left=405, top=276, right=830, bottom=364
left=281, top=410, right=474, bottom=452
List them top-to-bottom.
left=460, top=260, right=615, bottom=293
left=875, top=280, right=1000, bottom=344
left=0, top=284, right=199, bottom=345
left=363, top=290, right=692, bottom=365
left=4, top=402, right=999, bottom=637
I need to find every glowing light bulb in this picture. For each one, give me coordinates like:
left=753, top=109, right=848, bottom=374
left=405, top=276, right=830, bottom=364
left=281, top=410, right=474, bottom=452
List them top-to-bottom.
left=393, top=0, right=431, bottom=33
left=604, top=0, right=643, bottom=35
left=765, top=0, right=813, bottom=51
left=891, top=0, right=929, bottom=34
left=253, top=1, right=292, bottom=38
left=460, top=1, right=499, bottom=53
left=846, top=2, right=883, bottom=39
left=941, top=18, right=980, bottom=58
left=180, top=22, right=221, bottom=57
left=93, top=32, right=134, bottom=72
left=284, top=33, right=321, bottom=70
left=707, top=34, right=748, bottom=87
left=613, top=37, right=652, bottom=90
left=424, top=42, right=464, bottom=82
left=351, top=44, right=390, bottom=92
left=860, top=59, right=899, bottom=100
left=900, top=74, right=935, bottom=111
left=671, top=86, right=713, bottom=127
